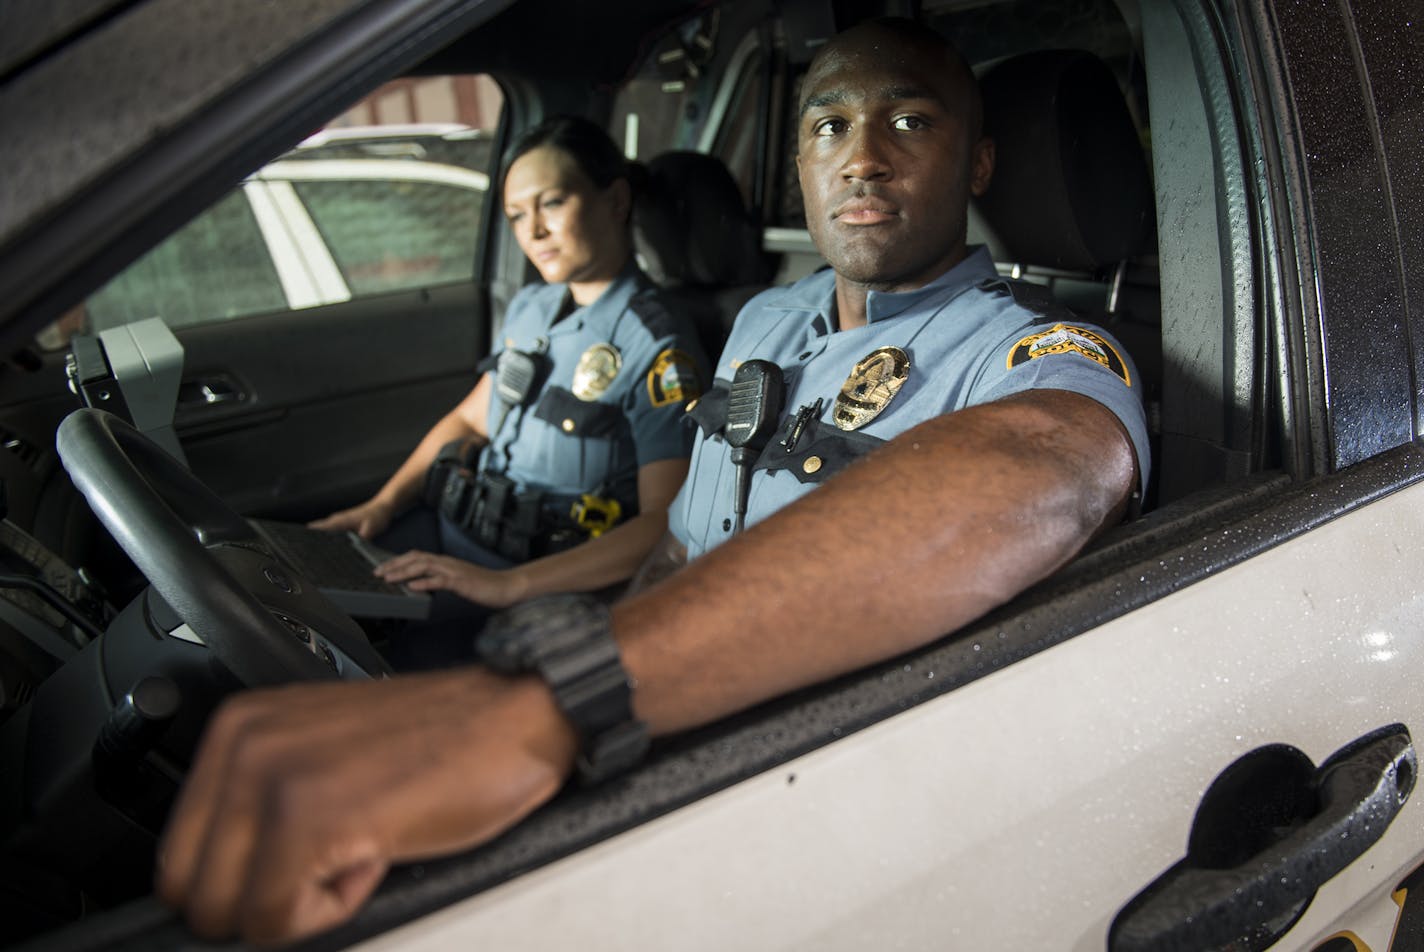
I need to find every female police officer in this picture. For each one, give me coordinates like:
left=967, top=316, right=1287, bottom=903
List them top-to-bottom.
left=312, top=116, right=707, bottom=665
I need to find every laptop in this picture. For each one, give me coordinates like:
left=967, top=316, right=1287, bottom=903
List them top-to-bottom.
left=250, top=519, right=432, bottom=620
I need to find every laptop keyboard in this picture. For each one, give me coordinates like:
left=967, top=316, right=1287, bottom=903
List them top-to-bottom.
left=253, top=521, right=408, bottom=595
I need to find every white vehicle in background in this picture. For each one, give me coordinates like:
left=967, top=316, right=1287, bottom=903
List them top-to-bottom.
left=83, top=125, right=491, bottom=331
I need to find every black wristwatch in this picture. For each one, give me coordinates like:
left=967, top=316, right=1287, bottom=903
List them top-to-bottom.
left=477, top=593, right=649, bottom=784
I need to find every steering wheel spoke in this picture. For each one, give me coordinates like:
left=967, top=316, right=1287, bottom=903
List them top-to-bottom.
left=56, top=408, right=389, bottom=685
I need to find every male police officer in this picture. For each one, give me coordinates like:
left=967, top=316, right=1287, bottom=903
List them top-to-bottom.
left=158, top=18, right=1144, bottom=943
left=659, top=20, right=1147, bottom=565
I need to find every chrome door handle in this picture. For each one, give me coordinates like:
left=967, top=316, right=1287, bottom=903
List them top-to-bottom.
left=178, top=377, right=245, bottom=407
left=1110, top=725, right=1416, bottom=952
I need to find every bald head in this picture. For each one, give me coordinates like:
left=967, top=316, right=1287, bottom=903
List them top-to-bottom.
left=793, top=16, right=995, bottom=302
left=800, top=18, right=983, bottom=141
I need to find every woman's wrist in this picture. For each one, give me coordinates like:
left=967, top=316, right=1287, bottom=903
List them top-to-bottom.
left=371, top=487, right=411, bottom=518
left=500, top=564, right=535, bottom=607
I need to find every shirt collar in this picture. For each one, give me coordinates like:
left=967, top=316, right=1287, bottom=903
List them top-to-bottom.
left=769, top=246, right=999, bottom=331
left=861, top=246, right=998, bottom=324
left=548, top=261, right=644, bottom=334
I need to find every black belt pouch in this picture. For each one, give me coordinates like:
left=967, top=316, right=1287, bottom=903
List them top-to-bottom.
left=475, top=473, right=515, bottom=550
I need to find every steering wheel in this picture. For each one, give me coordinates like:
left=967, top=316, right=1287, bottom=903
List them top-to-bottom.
left=56, top=408, right=390, bottom=685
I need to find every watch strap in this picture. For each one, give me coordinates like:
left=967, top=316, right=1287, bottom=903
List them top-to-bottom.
left=479, top=594, right=649, bottom=784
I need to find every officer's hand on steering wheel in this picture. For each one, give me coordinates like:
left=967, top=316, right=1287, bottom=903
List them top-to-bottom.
left=158, top=668, right=577, bottom=944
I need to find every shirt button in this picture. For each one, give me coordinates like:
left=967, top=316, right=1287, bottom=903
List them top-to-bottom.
left=798, top=351, right=812, bottom=360
left=561, top=419, right=575, bottom=432
left=803, top=455, right=823, bottom=474
left=722, top=518, right=731, bottom=532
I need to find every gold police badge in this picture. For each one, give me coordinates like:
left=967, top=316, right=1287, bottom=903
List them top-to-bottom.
left=572, top=343, right=621, bottom=400
left=833, top=346, right=910, bottom=430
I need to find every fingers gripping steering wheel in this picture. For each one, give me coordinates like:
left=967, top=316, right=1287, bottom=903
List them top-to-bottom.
left=56, top=408, right=389, bottom=685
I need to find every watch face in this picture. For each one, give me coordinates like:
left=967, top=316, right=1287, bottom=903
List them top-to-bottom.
left=476, top=593, right=609, bottom=672
left=475, top=620, right=532, bottom=673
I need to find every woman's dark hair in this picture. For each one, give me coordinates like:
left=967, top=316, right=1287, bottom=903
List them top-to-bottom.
left=501, top=115, right=640, bottom=191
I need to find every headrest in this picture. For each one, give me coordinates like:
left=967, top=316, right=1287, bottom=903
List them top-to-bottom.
left=975, top=50, right=1155, bottom=272
left=633, top=151, right=767, bottom=287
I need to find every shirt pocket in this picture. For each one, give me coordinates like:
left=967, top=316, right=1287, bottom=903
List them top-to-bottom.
left=529, top=386, right=625, bottom=491
left=533, top=386, right=624, bottom=439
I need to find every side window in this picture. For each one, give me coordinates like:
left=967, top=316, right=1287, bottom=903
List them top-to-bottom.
left=40, top=75, right=503, bottom=346
left=290, top=175, right=485, bottom=298
left=86, top=189, right=285, bottom=329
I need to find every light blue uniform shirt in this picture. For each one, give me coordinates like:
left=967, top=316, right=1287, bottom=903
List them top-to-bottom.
left=669, top=247, right=1151, bottom=557
left=482, top=266, right=706, bottom=511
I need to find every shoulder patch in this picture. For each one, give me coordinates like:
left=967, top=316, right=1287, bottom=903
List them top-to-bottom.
left=1007, top=323, right=1131, bottom=386
left=647, top=348, right=703, bottom=407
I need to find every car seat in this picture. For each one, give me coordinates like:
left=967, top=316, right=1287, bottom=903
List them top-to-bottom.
left=973, top=48, right=1161, bottom=506
left=632, top=151, right=772, bottom=364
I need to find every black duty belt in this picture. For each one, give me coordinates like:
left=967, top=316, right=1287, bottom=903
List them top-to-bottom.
left=427, top=460, right=625, bottom=563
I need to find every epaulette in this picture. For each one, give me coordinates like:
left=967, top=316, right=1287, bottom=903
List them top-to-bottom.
left=977, top=276, right=1079, bottom=324
left=625, top=291, right=685, bottom=341
left=684, top=382, right=729, bottom=437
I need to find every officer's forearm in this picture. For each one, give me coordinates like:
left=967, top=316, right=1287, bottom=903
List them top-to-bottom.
left=376, top=379, right=491, bottom=512
left=611, top=389, right=1135, bottom=735
left=373, top=415, right=474, bottom=513
left=503, top=455, right=690, bottom=600
left=505, top=510, right=673, bottom=602
left=626, top=532, right=688, bottom=594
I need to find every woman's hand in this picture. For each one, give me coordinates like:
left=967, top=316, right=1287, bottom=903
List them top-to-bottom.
left=309, top=498, right=398, bottom=540
left=376, top=550, right=527, bottom=609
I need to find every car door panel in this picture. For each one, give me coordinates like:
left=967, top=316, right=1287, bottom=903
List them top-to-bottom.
left=174, top=281, right=483, bottom=518
left=349, top=473, right=1424, bottom=950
